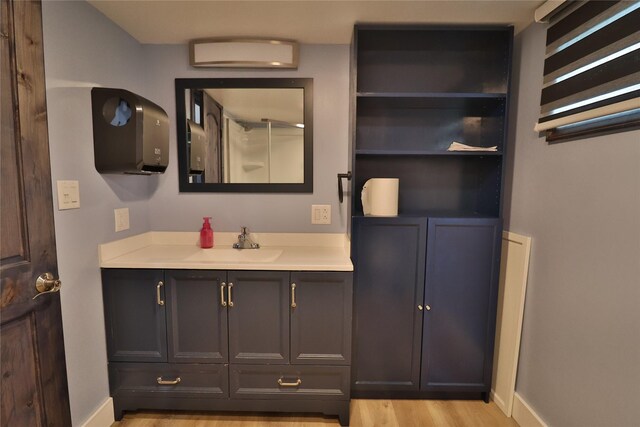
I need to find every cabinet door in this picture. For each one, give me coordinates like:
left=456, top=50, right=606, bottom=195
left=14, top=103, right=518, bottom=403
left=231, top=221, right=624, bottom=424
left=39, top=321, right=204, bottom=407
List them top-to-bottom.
left=351, top=217, right=427, bottom=392
left=421, top=218, right=501, bottom=391
left=102, top=269, right=167, bottom=362
left=165, top=270, right=228, bottom=363
left=227, top=271, right=290, bottom=364
left=290, top=272, right=353, bottom=365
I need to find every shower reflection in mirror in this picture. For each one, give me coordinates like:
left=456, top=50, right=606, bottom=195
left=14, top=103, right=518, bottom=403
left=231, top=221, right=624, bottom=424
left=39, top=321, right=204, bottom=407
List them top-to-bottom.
left=185, top=87, right=304, bottom=184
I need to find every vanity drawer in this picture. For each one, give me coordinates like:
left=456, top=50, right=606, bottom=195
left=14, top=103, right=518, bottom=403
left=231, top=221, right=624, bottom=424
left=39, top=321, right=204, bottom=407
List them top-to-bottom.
left=109, top=363, right=228, bottom=398
left=230, top=364, right=349, bottom=400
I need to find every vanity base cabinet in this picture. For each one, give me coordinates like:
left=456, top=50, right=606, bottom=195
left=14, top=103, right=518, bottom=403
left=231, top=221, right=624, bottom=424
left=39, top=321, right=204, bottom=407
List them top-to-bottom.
left=351, top=217, right=501, bottom=400
left=101, top=269, right=352, bottom=426
left=102, top=269, right=167, bottom=363
left=165, top=270, right=228, bottom=363
left=227, top=271, right=290, bottom=364
left=291, top=272, right=353, bottom=365
left=109, top=362, right=229, bottom=398
left=230, top=365, right=350, bottom=399
left=111, top=396, right=350, bottom=426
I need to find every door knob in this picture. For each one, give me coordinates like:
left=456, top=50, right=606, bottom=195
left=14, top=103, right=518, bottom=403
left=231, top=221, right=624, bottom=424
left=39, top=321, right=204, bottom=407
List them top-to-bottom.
left=33, top=273, right=62, bottom=300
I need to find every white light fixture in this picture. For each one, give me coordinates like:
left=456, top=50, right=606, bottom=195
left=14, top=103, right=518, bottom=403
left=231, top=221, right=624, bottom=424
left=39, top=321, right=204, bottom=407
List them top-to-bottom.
left=189, top=38, right=298, bottom=69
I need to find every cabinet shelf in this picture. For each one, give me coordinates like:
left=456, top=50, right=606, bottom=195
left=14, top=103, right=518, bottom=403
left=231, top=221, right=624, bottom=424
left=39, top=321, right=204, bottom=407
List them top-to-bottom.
left=356, top=27, right=511, bottom=94
left=355, top=92, right=506, bottom=153
left=357, top=92, right=507, bottom=99
left=357, top=92, right=506, bottom=113
left=355, top=149, right=503, bottom=156
left=354, top=155, right=502, bottom=218
left=352, top=211, right=501, bottom=220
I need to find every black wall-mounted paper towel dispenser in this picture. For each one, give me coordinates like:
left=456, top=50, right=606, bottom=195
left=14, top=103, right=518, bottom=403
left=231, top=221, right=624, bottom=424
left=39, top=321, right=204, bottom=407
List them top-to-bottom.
left=91, top=87, right=169, bottom=174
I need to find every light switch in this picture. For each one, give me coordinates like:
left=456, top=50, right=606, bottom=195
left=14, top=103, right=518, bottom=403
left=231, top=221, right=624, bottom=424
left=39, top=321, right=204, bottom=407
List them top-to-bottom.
left=57, top=180, right=80, bottom=210
left=114, top=208, right=130, bottom=232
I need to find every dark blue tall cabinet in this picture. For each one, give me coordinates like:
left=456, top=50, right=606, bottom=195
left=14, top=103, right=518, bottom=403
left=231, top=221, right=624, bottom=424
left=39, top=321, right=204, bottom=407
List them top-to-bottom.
left=349, top=25, right=512, bottom=401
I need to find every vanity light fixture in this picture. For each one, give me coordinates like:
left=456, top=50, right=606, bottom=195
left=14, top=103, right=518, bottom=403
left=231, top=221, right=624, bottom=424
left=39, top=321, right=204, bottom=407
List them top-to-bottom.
left=189, top=38, right=299, bottom=69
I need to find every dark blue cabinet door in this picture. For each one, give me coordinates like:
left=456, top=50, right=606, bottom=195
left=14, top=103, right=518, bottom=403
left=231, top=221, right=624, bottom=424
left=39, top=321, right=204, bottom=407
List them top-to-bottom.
left=352, top=216, right=427, bottom=392
left=421, top=218, right=501, bottom=392
left=102, top=269, right=167, bottom=362
left=165, top=270, right=228, bottom=363
left=227, top=271, right=290, bottom=364
left=290, top=272, right=353, bottom=365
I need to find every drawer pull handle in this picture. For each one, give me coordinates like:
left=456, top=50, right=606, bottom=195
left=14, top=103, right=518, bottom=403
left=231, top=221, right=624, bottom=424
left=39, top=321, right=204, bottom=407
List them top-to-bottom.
left=156, top=281, right=164, bottom=306
left=220, top=282, right=227, bottom=307
left=228, top=282, right=234, bottom=307
left=291, top=283, right=297, bottom=308
left=157, top=376, right=181, bottom=385
left=277, top=378, right=302, bottom=387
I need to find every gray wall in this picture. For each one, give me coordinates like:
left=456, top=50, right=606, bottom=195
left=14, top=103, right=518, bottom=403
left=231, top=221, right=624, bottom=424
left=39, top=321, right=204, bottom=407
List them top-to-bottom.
left=41, top=1, right=155, bottom=425
left=505, top=23, right=640, bottom=427
left=143, top=44, right=351, bottom=233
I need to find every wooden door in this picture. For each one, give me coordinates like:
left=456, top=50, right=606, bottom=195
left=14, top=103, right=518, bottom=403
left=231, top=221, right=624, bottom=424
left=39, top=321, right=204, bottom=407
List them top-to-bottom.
left=0, top=0, right=72, bottom=425
left=351, top=216, right=427, bottom=393
left=421, top=217, right=501, bottom=396
left=101, top=269, right=167, bottom=362
left=165, top=270, right=229, bottom=363
left=227, top=271, right=290, bottom=364
left=290, top=272, right=352, bottom=365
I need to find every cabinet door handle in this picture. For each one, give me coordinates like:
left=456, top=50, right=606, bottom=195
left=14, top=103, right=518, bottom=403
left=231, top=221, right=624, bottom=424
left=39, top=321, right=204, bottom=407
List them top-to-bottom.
left=156, top=281, right=165, bottom=306
left=220, top=282, right=227, bottom=307
left=227, top=282, right=234, bottom=307
left=291, top=283, right=297, bottom=308
left=418, top=305, right=423, bottom=311
left=425, top=305, right=431, bottom=311
left=156, top=376, right=181, bottom=385
left=278, top=378, right=302, bottom=387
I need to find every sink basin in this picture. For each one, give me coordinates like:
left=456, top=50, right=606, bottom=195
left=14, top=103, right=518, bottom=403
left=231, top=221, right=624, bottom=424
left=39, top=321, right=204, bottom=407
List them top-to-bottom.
left=185, top=248, right=283, bottom=263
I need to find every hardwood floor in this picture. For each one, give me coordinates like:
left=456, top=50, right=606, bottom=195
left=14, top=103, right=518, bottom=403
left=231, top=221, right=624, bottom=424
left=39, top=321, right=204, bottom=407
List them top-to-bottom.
left=114, top=399, right=519, bottom=426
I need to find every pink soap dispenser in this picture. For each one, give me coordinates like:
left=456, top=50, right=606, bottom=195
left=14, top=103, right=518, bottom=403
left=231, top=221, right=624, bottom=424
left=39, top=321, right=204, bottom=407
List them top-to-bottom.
left=200, top=217, right=214, bottom=248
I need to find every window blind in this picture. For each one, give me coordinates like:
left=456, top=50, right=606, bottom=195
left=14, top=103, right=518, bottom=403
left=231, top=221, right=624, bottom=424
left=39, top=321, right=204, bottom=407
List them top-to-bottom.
left=535, top=0, right=640, bottom=141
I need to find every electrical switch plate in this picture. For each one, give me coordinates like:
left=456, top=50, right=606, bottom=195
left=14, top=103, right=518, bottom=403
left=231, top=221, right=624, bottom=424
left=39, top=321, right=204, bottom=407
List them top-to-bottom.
left=56, top=180, right=80, bottom=210
left=311, top=204, right=331, bottom=225
left=114, top=208, right=130, bottom=232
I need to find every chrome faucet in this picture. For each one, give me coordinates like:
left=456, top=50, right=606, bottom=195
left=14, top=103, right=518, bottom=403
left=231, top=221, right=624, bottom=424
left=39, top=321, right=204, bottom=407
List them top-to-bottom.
left=233, top=226, right=260, bottom=249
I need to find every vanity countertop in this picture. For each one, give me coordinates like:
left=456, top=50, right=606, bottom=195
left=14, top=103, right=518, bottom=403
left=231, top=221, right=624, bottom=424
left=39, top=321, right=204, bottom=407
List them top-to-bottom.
left=99, top=232, right=353, bottom=271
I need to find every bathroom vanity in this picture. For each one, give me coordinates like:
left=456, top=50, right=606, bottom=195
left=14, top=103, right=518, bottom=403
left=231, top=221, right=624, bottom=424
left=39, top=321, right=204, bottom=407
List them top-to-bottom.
left=99, top=232, right=353, bottom=425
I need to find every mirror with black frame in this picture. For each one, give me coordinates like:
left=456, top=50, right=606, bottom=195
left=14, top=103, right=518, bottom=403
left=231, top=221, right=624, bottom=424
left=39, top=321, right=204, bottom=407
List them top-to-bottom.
left=175, top=78, right=313, bottom=193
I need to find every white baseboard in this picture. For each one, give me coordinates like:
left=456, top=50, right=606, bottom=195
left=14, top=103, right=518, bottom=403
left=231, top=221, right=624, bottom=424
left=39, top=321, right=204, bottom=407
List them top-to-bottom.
left=491, top=389, right=509, bottom=416
left=512, top=392, right=548, bottom=427
left=80, top=397, right=115, bottom=427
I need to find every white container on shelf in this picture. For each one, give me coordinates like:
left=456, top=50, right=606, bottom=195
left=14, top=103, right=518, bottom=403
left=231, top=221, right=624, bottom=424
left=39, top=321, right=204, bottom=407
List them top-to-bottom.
left=361, top=178, right=399, bottom=216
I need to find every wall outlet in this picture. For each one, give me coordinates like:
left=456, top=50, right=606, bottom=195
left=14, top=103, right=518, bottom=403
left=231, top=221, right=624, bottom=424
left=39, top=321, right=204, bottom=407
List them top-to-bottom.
left=56, top=180, right=80, bottom=210
left=311, top=204, right=331, bottom=225
left=114, top=208, right=130, bottom=232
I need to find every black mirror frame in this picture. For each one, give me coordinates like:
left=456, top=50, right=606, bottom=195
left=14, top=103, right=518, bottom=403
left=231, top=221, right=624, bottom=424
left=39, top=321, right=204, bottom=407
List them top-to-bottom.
left=175, top=78, right=313, bottom=193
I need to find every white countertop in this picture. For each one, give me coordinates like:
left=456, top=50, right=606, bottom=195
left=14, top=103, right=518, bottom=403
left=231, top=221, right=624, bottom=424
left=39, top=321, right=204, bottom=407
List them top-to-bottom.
left=99, top=232, right=353, bottom=271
